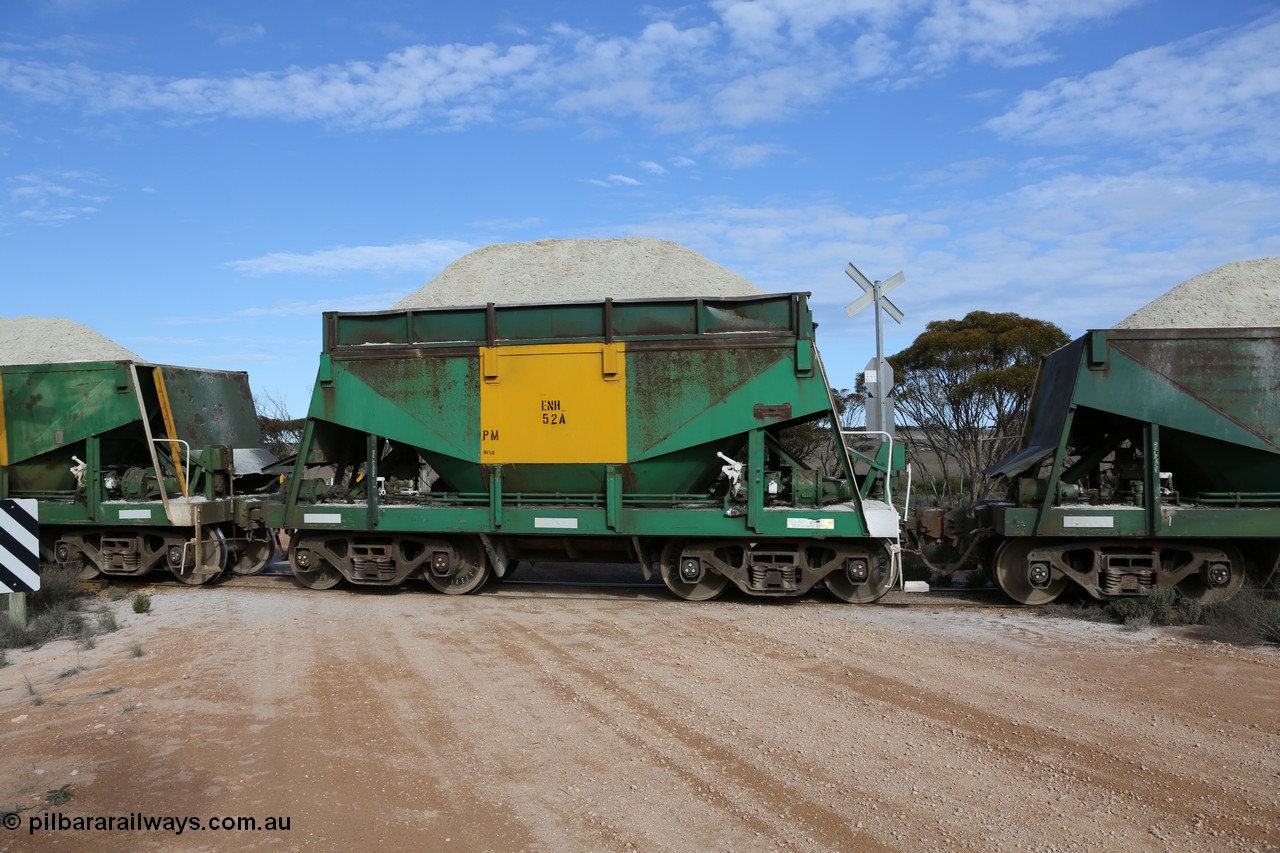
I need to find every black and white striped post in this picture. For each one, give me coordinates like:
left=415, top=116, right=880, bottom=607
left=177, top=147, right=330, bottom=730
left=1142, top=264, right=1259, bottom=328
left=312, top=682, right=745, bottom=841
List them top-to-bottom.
left=1, top=499, right=40, bottom=628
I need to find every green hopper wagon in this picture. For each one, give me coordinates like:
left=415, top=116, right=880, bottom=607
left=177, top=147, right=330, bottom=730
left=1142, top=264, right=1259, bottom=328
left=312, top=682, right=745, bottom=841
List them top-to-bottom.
left=271, top=293, right=903, bottom=601
left=982, top=326, right=1280, bottom=604
left=0, top=360, right=277, bottom=583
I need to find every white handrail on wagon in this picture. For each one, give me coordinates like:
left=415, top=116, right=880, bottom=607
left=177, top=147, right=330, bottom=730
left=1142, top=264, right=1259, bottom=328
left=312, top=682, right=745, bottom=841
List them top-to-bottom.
left=840, top=428, right=908, bottom=591
left=840, top=429, right=894, bottom=506
left=149, top=437, right=192, bottom=500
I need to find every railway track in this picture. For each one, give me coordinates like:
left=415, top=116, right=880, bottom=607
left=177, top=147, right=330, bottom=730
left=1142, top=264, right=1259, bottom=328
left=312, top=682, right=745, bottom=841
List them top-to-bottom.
left=85, top=561, right=1023, bottom=609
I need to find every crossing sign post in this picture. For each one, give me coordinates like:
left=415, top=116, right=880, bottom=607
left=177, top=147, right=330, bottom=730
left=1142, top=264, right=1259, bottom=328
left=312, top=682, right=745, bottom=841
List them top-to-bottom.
left=845, top=263, right=905, bottom=437
left=0, top=499, right=40, bottom=594
left=1, top=499, right=40, bottom=628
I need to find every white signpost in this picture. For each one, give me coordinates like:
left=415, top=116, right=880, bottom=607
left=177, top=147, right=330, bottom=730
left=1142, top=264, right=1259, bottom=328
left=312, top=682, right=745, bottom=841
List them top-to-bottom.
left=845, top=263, right=905, bottom=437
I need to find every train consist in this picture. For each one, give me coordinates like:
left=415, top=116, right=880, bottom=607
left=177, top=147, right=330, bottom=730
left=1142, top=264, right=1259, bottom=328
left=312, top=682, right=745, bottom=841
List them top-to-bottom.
left=3, top=296, right=1277, bottom=604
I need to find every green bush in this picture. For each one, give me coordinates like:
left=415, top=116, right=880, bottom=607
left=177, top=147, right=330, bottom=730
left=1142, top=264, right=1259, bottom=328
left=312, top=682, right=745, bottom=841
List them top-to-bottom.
left=1106, top=584, right=1177, bottom=627
left=131, top=593, right=151, bottom=615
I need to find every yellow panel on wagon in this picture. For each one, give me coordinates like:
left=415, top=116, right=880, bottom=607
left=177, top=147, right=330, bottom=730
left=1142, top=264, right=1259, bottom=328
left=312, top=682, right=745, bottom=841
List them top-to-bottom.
left=479, top=342, right=627, bottom=464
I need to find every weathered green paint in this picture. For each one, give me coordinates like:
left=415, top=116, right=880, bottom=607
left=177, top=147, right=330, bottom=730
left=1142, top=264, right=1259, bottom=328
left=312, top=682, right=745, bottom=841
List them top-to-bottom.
left=281, top=294, right=885, bottom=542
left=989, top=327, right=1280, bottom=540
left=0, top=359, right=271, bottom=534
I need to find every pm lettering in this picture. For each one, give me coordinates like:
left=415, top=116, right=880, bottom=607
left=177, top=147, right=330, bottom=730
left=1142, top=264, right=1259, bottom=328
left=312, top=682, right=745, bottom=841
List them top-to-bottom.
left=541, top=399, right=566, bottom=425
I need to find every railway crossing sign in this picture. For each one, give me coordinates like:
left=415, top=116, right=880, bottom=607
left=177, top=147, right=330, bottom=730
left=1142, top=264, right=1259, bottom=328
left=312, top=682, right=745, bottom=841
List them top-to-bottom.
left=845, top=263, right=906, bottom=436
left=844, top=265, right=904, bottom=323
left=0, top=499, right=40, bottom=593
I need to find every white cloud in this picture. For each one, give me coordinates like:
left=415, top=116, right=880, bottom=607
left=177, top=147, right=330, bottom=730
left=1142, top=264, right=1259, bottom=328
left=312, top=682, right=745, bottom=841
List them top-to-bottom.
left=711, top=0, right=914, bottom=47
left=913, top=0, right=1142, bottom=71
left=0, top=1, right=1149, bottom=136
left=988, top=15, right=1280, bottom=163
left=212, top=23, right=267, bottom=47
left=0, top=43, right=546, bottom=130
left=712, top=64, right=845, bottom=126
left=690, top=135, right=787, bottom=167
left=720, top=142, right=787, bottom=168
left=637, top=160, right=668, bottom=175
left=609, top=168, right=1280, bottom=338
left=5, top=171, right=108, bottom=224
left=587, top=174, right=644, bottom=187
left=226, top=239, right=473, bottom=275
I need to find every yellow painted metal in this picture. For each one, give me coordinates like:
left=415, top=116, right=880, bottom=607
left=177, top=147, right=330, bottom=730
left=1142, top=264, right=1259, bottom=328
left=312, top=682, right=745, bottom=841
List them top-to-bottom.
left=479, top=342, right=627, bottom=464
left=151, top=367, right=188, bottom=497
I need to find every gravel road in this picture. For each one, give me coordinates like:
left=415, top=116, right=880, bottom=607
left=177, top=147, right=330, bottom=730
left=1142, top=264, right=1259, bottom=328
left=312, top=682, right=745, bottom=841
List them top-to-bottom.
left=2, top=578, right=1277, bottom=852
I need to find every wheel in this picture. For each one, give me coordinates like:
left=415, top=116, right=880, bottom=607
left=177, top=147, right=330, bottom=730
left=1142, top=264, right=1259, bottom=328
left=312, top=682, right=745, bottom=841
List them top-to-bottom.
left=169, top=527, right=227, bottom=586
left=229, top=531, right=276, bottom=576
left=289, top=536, right=343, bottom=590
left=424, top=538, right=491, bottom=594
left=993, top=538, right=1068, bottom=605
left=55, top=539, right=101, bottom=580
left=658, top=540, right=728, bottom=601
left=826, top=542, right=896, bottom=603
left=1176, top=543, right=1247, bottom=604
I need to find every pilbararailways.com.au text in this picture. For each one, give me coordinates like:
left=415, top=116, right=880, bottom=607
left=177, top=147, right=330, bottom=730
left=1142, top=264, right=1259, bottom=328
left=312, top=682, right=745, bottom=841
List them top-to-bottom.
left=14, top=812, right=291, bottom=836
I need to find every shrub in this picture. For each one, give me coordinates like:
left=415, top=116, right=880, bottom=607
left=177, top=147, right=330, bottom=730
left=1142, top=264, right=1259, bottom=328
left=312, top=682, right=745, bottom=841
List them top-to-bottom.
left=0, top=565, right=90, bottom=650
left=26, top=565, right=84, bottom=613
left=1106, top=585, right=1177, bottom=627
left=1201, top=590, right=1280, bottom=646
left=131, top=593, right=151, bottom=615
left=1176, top=595, right=1204, bottom=626
left=1039, top=601, right=1112, bottom=623
left=19, top=602, right=86, bottom=649
left=96, top=610, right=119, bottom=633
left=45, top=785, right=72, bottom=806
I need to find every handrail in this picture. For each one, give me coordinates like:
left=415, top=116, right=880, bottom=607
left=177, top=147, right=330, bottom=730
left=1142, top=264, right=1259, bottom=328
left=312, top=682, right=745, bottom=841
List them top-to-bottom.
left=840, top=429, right=895, bottom=507
left=149, top=437, right=192, bottom=500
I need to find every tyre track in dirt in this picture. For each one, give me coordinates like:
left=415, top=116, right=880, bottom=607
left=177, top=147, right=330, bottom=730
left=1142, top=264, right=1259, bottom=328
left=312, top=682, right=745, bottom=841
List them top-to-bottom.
left=3, top=585, right=1277, bottom=852
left=272, top=600, right=538, bottom=852
left=398, top=603, right=856, bottom=851
left=694, top=606, right=1280, bottom=848
left=481, top=614, right=902, bottom=852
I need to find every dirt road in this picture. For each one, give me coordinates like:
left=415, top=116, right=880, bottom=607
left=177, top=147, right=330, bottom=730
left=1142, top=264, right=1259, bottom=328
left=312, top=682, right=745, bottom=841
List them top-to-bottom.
left=2, top=577, right=1277, bottom=851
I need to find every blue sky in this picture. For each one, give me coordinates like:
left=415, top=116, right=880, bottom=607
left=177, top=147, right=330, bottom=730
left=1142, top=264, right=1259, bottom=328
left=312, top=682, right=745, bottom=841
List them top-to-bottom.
left=3, top=1, right=1278, bottom=415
